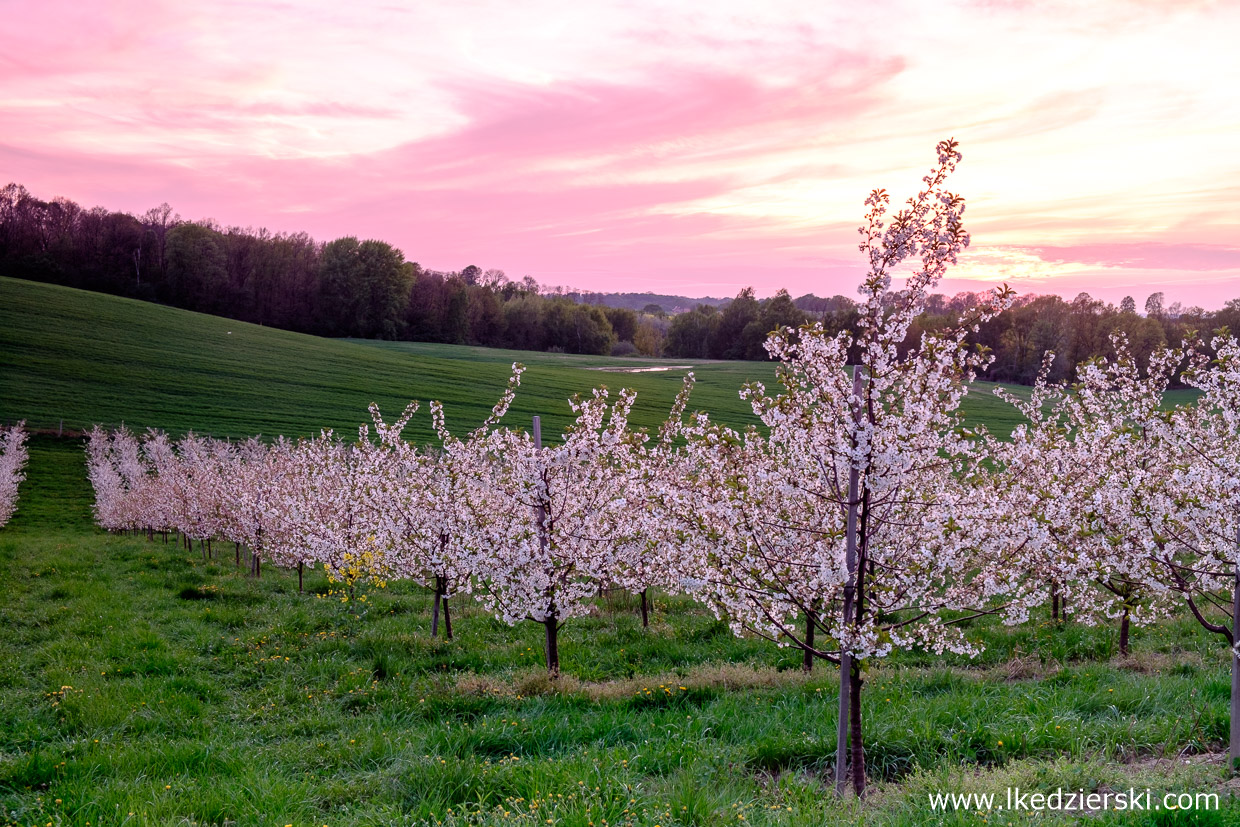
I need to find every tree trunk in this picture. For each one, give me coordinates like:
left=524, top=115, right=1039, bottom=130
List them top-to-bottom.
left=835, top=366, right=864, bottom=796
left=533, top=416, right=557, bottom=678
left=235, top=542, right=241, bottom=566
left=1231, top=551, right=1239, bottom=771
left=298, top=561, right=304, bottom=594
left=431, top=577, right=443, bottom=637
left=1051, top=582, right=1060, bottom=621
left=640, top=588, right=649, bottom=628
left=442, top=594, right=453, bottom=640
left=1119, top=606, right=1131, bottom=657
left=544, top=607, right=560, bottom=678
left=802, top=609, right=815, bottom=674
left=836, top=651, right=851, bottom=793
left=848, top=659, right=866, bottom=797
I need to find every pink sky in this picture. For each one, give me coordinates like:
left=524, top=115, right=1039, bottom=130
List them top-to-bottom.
left=3, top=0, right=1239, bottom=307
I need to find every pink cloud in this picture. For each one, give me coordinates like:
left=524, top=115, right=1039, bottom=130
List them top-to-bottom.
left=3, top=0, right=1239, bottom=307
left=408, top=56, right=903, bottom=171
left=1032, top=243, right=1240, bottom=271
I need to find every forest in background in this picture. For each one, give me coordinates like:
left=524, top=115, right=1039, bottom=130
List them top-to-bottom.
left=3, top=181, right=1238, bottom=383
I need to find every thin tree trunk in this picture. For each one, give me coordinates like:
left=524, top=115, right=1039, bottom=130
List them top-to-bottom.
left=836, top=367, right=863, bottom=796
left=533, top=415, right=557, bottom=678
left=252, top=528, right=263, bottom=578
left=1231, top=540, right=1240, bottom=771
left=235, top=542, right=241, bottom=566
left=848, top=551, right=868, bottom=798
left=298, top=561, right=304, bottom=594
left=431, top=577, right=443, bottom=637
left=1051, top=582, right=1060, bottom=621
left=640, top=588, right=649, bottom=628
left=442, top=594, right=453, bottom=640
left=1119, top=605, right=1131, bottom=657
left=544, top=608, right=559, bottom=678
left=802, top=609, right=815, bottom=674
left=848, top=659, right=866, bottom=797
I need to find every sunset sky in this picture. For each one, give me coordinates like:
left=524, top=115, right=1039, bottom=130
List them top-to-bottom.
left=3, top=0, right=1239, bottom=306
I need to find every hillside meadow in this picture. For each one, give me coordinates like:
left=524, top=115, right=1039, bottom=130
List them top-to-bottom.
left=0, top=276, right=1230, bottom=825
left=0, top=276, right=1062, bottom=442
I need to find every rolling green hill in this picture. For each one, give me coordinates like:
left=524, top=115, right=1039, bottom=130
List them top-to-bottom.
left=0, top=276, right=1053, bottom=442
left=0, top=277, right=771, bottom=442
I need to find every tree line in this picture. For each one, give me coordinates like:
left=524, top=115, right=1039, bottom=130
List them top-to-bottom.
left=3, top=181, right=1237, bottom=380
left=0, top=183, right=657, bottom=356
left=669, top=287, right=1240, bottom=383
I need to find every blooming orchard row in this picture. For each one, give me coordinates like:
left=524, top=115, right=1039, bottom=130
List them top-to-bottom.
left=82, top=141, right=1240, bottom=794
left=0, top=423, right=29, bottom=527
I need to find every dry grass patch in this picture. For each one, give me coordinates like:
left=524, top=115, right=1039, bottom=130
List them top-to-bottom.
left=1118, top=650, right=1209, bottom=674
left=453, top=662, right=814, bottom=700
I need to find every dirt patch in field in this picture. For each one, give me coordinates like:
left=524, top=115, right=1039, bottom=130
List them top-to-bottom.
left=585, top=365, right=695, bottom=373
left=455, top=662, right=813, bottom=700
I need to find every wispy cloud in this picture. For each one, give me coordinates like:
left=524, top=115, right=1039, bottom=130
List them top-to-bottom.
left=2, top=0, right=1239, bottom=303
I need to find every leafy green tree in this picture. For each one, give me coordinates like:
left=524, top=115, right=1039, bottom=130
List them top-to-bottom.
left=165, top=223, right=228, bottom=314
left=318, top=237, right=412, bottom=339
left=443, top=278, right=470, bottom=344
left=466, top=284, right=504, bottom=346
left=710, top=287, right=760, bottom=359
left=741, top=289, right=806, bottom=359
left=1144, top=292, right=1165, bottom=318
left=501, top=294, right=546, bottom=350
left=542, top=299, right=616, bottom=355
left=664, top=305, right=720, bottom=358
left=603, top=306, right=638, bottom=342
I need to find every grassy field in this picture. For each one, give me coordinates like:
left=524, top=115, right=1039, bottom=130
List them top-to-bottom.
left=1, top=276, right=1054, bottom=443
left=0, top=277, right=767, bottom=443
left=1, top=277, right=1232, bottom=824
left=1, top=436, right=1238, bottom=826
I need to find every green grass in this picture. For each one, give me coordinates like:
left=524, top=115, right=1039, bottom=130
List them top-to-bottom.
left=1, top=276, right=1050, bottom=444
left=0, top=277, right=1232, bottom=824
left=0, top=277, right=773, bottom=443
left=1, top=438, right=1237, bottom=825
